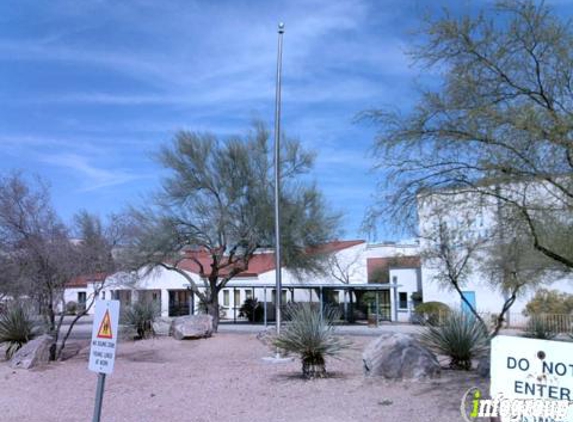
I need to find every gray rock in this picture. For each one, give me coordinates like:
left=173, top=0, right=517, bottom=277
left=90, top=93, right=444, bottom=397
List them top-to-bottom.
left=171, top=315, right=213, bottom=340
left=152, top=317, right=172, bottom=336
left=363, top=333, right=441, bottom=379
left=10, top=335, right=54, bottom=369
left=477, top=356, right=490, bottom=378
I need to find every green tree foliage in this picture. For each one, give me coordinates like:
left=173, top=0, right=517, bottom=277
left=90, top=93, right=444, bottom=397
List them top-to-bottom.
left=365, top=0, right=573, bottom=270
left=125, top=123, right=339, bottom=331
left=525, top=289, right=573, bottom=315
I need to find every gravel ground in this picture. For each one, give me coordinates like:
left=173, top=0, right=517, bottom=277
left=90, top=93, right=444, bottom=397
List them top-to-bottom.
left=0, top=333, right=487, bottom=422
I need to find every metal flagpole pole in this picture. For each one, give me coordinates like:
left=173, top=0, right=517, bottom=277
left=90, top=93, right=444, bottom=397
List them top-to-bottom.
left=274, top=22, right=285, bottom=344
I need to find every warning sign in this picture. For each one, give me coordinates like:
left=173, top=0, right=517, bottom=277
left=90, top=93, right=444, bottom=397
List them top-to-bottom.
left=89, top=300, right=120, bottom=375
left=97, top=310, right=113, bottom=339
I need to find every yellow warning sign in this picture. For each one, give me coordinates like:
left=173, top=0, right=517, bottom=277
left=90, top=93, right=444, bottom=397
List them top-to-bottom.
left=97, top=309, right=113, bottom=339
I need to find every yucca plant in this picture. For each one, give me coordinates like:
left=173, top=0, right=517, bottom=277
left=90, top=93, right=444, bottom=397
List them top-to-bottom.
left=121, top=300, right=159, bottom=340
left=0, top=302, right=39, bottom=359
left=272, top=303, right=351, bottom=379
left=419, top=311, right=490, bottom=370
left=523, top=316, right=557, bottom=340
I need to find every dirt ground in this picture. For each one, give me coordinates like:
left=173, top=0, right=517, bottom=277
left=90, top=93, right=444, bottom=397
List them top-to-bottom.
left=0, top=333, right=487, bottom=422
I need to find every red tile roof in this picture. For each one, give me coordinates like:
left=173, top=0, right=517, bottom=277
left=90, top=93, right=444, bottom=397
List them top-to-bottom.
left=178, top=240, right=366, bottom=278
left=67, top=272, right=108, bottom=288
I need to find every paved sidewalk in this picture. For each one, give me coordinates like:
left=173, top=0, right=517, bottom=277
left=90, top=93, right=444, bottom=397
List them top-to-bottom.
left=219, top=322, right=423, bottom=336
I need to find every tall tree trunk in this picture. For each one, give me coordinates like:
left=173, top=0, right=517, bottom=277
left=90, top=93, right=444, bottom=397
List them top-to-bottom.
left=207, top=296, right=220, bottom=332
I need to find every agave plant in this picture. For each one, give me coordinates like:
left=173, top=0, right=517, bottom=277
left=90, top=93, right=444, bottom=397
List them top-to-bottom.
left=121, top=300, right=160, bottom=340
left=0, top=302, right=39, bottom=359
left=272, top=303, right=351, bottom=379
left=419, top=311, right=490, bottom=370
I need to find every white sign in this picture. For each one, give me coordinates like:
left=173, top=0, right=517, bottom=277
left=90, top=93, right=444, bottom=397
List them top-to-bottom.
left=89, top=300, right=120, bottom=375
left=491, top=335, right=573, bottom=402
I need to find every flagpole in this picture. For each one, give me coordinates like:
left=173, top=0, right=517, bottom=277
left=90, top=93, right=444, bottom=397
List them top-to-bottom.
left=274, top=22, right=285, bottom=344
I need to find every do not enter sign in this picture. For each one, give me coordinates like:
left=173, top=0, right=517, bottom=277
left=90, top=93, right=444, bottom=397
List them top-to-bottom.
left=491, top=335, right=573, bottom=402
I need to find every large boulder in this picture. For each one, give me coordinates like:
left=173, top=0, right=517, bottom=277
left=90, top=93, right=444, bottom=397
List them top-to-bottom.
left=171, top=315, right=213, bottom=340
left=152, top=317, right=172, bottom=336
left=363, top=333, right=441, bottom=379
left=10, top=335, right=54, bottom=370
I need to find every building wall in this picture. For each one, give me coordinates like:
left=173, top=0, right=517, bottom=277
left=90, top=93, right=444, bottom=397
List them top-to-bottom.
left=418, top=189, right=573, bottom=317
left=67, top=242, right=423, bottom=322
left=390, top=268, right=419, bottom=323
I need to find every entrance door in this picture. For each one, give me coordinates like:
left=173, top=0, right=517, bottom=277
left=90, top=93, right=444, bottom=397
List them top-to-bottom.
left=169, top=290, right=190, bottom=317
left=461, top=291, right=476, bottom=315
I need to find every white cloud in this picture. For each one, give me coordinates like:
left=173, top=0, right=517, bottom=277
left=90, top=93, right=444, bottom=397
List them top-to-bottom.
left=38, top=152, right=146, bottom=192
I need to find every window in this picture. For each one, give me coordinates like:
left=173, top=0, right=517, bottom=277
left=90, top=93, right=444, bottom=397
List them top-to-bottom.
left=392, top=276, right=398, bottom=284
left=245, top=289, right=253, bottom=300
left=272, top=289, right=287, bottom=304
left=223, top=290, right=230, bottom=307
left=234, top=290, right=240, bottom=307
left=100, top=291, right=105, bottom=300
left=78, top=292, right=87, bottom=304
left=398, top=292, right=408, bottom=310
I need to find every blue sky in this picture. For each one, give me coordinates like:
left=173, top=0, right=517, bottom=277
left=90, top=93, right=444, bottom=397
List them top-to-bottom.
left=1, top=0, right=569, bottom=240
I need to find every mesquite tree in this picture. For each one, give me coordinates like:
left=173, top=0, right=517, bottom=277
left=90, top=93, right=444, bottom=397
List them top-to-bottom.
left=125, top=124, right=339, bottom=331
left=0, top=173, right=122, bottom=359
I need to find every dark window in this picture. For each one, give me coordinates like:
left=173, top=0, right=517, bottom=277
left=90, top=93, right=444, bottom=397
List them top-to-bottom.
left=78, top=292, right=87, bottom=304
left=398, top=292, right=408, bottom=310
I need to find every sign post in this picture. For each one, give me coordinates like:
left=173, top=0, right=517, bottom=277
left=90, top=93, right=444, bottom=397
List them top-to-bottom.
left=89, top=300, right=120, bottom=422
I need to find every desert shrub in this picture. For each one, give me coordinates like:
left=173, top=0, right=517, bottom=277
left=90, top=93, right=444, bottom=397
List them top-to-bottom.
left=524, top=289, right=573, bottom=316
left=238, top=298, right=264, bottom=322
left=121, top=300, right=159, bottom=340
left=65, top=301, right=78, bottom=315
left=413, top=301, right=451, bottom=325
left=0, top=302, right=39, bottom=359
left=272, top=303, right=351, bottom=379
left=419, top=310, right=490, bottom=370
left=522, top=316, right=558, bottom=340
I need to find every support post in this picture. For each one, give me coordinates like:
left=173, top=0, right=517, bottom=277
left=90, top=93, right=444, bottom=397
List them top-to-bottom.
left=263, top=286, right=268, bottom=328
left=319, top=286, right=324, bottom=321
left=233, top=288, right=237, bottom=323
left=343, top=290, right=348, bottom=323
left=376, top=291, right=380, bottom=327
left=92, top=373, right=106, bottom=422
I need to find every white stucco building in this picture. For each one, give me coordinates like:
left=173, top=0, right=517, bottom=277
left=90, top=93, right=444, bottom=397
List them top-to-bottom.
left=417, top=185, right=573, bottom=322
left=65, top=240, right=422, bottom=324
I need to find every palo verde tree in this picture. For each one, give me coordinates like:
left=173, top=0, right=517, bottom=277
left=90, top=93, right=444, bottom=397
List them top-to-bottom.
left=364, top=0, right=573, bottom=271
left=126, top=123, right=339, bottom=331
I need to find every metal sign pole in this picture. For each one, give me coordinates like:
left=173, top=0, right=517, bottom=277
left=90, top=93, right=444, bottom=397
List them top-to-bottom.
left=92, top=372, right=106, bottom=422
